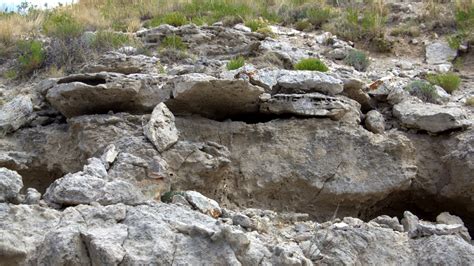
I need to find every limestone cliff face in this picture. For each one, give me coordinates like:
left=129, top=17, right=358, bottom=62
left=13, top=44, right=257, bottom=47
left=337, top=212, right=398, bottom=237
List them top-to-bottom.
left=0, top=23, right=473, bottom=265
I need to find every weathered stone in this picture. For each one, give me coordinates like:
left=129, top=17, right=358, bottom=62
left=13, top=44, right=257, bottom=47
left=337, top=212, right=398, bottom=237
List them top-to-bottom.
left=425, top=41, right=457, bottom=64
left=81, top=52, right=161, bottom=74
left=45, top=73, right=169, bottom=118
left=164, top=74, right=265, bottom=120
left=260, top=92, right=361, bottom=124
left=0, top=96, right=33, bottom=134
left=393, top=102, right=471, bottom=133
left=144, top=103, right=179, bottom=153
left=365, top=110, right=385, bottom=134
left=0, top=168, right=23, bottom=203
left=24, top=188, right=41, bottom=205
left=184, top=190, right=222, bottom=218
left=402, top=211, right=420, bottom=238
left=437, top=212, right=464, bottom=225
left=232, top=213, right=253, bottom=229
left=370, top=215, right=404, bottom=232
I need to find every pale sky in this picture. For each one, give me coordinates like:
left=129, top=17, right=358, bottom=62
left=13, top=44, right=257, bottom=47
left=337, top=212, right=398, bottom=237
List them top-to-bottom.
left=1, top=0, right=77, bottom=11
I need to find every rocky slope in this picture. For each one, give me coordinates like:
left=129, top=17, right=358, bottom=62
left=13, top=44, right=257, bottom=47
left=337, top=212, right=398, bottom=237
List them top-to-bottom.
left=0, top=21, right=473, bottom=265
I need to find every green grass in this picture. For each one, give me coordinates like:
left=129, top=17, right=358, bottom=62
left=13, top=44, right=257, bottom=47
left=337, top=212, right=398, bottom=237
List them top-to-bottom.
left=43, top=12, right=84, bottom=39
left=147, top=12, right=188, bottom=28
left=245, top=19, right=267, bottom=32
left=91, top=31, right=135, bottom=50
left=160, top=35, right=187, bottom=50
left=344, top=50, right=370, bottom=72
left=227, top=56, right=245, bottom=70
left=294, top=58, right=328, bottom=72
left=426, top=72, right=461, bottom=93
left=405, top=80, right=439, bottom=103
left=465, top=96, right=474, bottom=106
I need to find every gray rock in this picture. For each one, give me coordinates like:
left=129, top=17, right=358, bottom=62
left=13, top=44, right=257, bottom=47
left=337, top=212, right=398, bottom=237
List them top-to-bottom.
left=425, top=41, right=457, bottom=64
left=81, top=52, right=161, bottom=74
left=45, top=72, right=169, bottom=118
left=164, top=73, right=265, bottom=120
left=260, top=93, right=361, bottom=124
left=0, top=96, right=33, bottom=134
left=393, top=101, right=471, bottom=133
left=143, top=103, right=179, bottom=153
left=365, top=110, right=385, bottom=134
left=99, top=144, right=118, bottom=169
left=0, top=168, right=23, bottom=203
left=24, top=188, right=41, bottom=205
left=184, top=191, right=222, bottom=218
left=402, top=211, right=420, bottom=238
left=436, top=212, right=464, bottom=225
left=232, top=213, right=253, bottom=229
left=370, top=215, right=404, bottom=232
left=412, top=235, right=474, bottom=265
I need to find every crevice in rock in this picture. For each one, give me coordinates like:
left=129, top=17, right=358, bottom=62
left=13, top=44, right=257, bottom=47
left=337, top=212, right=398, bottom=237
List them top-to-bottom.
left=57, top=76, right=107, bottom=86
left=17, top=166, right=64, bottom=194
left=360, top=190, right=474, bottom=236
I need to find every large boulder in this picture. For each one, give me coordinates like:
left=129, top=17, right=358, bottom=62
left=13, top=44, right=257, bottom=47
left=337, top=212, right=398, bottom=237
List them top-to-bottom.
left=425, top=41, right=457, bottom=65
left=45, top=73, right=170, bottom=118
left=164, top=73, right=265, bottom=120
left=0, top=96, right=33, bottom=134
left=393, top=102, right=471, bottom=133
left=143, top=103, right=179, bottom=152
left=170, top=117, right=417, bottom=219
left=0, top=168, right=23, bottom=203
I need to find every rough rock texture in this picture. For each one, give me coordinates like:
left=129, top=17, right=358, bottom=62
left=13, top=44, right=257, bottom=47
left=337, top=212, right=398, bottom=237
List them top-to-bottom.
left=425, top=41, right=457, bottom=65
left=81, top=52, right=161, bottom=74
left=45, top=72, right=170, bottom=117
left=164, top=73, right=265, bottom=119
left=259, top=93, right=361, bottom=124
left=0, top=96, right=33, bottom=134
left=393, top=101, right=471, bottom=133
left=143, top=103, right=179, bottom=152
left=365, top=110, right=385, bottom=134
left=171, top=117, right=417, bottom=219
left=0, top=168, right=23, bottom=203
left=1, top=202, right=474, bottom=266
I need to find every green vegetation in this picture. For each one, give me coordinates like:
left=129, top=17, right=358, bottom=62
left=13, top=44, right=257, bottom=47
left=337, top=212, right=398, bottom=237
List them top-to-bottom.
left=43, top=12, right=84, bottom=39
left=147, top=12, right=188, bottom=28
left=245, top=18, right=268, bottom=32
left=390, top=25, right=420, bottom=37
left=256, top=26, right=276, bottom=38
left=90, top=31, right=136, bottom=50
left=160, top=35, right=187, bottom=50
left=17, top=40, right=45, bottom=76
left=344, top=50, right=370, bottom=72
left=227, top=56, right=245, bottom=70
left=294, top=58, right=328, bottom=72
left=426, top=72, right=461, bottom=93
left=405, top=80, right=439, bottom=103
left=465, top=96, right=474, bottom=106
left=161, top=191, right=184, bottom=203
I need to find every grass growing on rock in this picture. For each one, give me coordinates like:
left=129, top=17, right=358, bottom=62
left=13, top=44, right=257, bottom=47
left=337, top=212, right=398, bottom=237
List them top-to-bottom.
left=160, top=35, right=187, bottom=50
left=344, top=50, right=370, bottom=72
left=227, top=56, right=245, bottom=70
left=294, top=58, right=328, bottom=72
left=426, top=72, right=461, bottom=93
left=405, top=80, right=439, bottom=103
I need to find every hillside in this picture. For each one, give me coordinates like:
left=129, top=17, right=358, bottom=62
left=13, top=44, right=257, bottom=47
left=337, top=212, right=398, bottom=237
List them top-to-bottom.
left=1, top=0, right=474, bottom=265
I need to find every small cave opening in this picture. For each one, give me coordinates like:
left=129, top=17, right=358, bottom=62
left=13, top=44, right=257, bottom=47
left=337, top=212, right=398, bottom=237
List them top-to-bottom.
left=57, top=76, right=107, bottom=86
left=222, top=112, right=298, bottom=124
left=17, top=166, right=65, bottom=194
left=360, top=191, right=474, bottom=236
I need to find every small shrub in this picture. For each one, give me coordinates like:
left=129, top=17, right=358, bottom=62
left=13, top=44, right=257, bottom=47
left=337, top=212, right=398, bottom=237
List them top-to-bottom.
left=306, top=6, right=333, bottom=28
left=43, top=12, right=84, bottom=40
left=147, top=12, right=188, bottom=28
left=245, top=18, right=267, bottom=32
left=295, top=19, right=312, bottom=31
left=390, top=25, right=420, bottom=37
left=256, top=26, right=276, bottom=38
left=91, top=31, right=135, bottom=51
left=160, top=35, right=187, bottom=50
left=17, top=39, right=45, bottom=75
left=344, top=50, right=370, bottom=72
left=227, top=56, right=245, bottom=70
left=294, top=58, right=328, bottom=72
left=426, top=72, right=461, bottom=93
left=405, top=80, right=439, bottom=103
left=465, top=96, right=474, bottom=106
left=161, top=191, right=184, bottom=203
